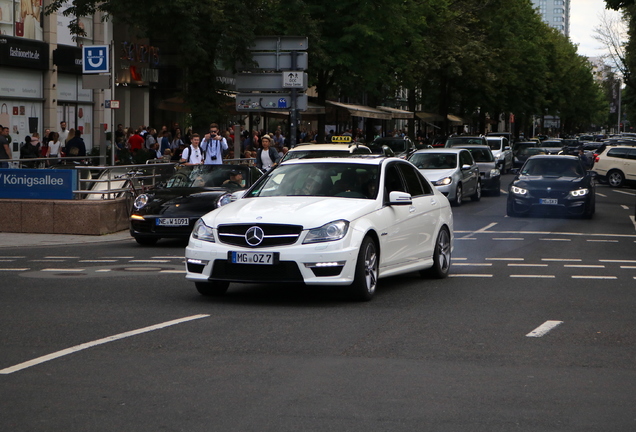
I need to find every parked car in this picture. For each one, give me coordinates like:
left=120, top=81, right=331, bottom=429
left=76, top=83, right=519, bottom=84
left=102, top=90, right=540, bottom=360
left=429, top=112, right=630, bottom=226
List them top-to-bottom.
left=368, top=136, right=416, bottom=158
left=485, top=136, right=513, bottom=173
left=281, top=142, right=372, bottom=162
left=455, top=145, right=501, bottom=196
left=593, top=145, right=636, bottom=187
left=408, top=148, right=481, bottom=206
left=507, top=155, right=596, bottom=218
left=184, top=157, right=454, bottom=301
left=129, top=164, right=263, bottom=245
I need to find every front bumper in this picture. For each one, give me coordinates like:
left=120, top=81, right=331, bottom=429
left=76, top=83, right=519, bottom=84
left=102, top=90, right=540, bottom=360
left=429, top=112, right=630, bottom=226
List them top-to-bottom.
left=508, top=195, right=590, bottom=216
left=130, top=215, right=198, bottom=239
left=185, top=236, right=360, bottom=286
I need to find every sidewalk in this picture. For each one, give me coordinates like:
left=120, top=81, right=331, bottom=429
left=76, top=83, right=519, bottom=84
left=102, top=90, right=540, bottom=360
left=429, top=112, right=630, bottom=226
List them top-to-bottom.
left=0, top=230, right=132, bottom=248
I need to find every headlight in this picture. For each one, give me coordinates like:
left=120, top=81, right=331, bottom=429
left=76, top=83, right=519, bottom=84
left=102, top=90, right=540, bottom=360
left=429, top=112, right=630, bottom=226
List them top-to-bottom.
left=490, top=168, right=500, bottom=177
left=434, top=177, right=452, bottom=186
left=511, top=185, right=528, bottom=195
left=569, top=188, right=589, bottom=197
left=216, top=193, right=233, bottom=207
left=133, top=194, right=149, bottom=210
left=192, top=219, right=215, bottom=242
left=303, top=220, right=349, bottom=244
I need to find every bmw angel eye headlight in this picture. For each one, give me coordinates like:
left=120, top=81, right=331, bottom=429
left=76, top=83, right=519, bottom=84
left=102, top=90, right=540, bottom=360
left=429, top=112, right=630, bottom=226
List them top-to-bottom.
left=434, top=177, right=452, bottom=186
left=511, top=186, right=528, bottom=195
left=569, top=188, right=589, bottom=197
left=216, top=193, right=233, bottom=207
left=133, top=194, right=149, bottom=210
left=192, top=219, right=215, bottom=242
left=303, top=220, right=349, bottom=244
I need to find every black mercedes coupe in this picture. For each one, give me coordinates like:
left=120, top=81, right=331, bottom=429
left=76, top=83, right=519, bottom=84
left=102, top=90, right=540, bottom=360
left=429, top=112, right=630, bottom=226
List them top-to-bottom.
left=507, top=155, right=596, bottom=218
left=130, top=164, right=263, bottom=245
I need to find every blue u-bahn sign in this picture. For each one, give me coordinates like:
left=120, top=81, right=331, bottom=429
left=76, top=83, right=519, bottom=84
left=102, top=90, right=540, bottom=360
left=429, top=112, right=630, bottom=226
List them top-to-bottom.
left=82, top=45, right=109, bottom=73
left=0, top=169, right=78, bottom=199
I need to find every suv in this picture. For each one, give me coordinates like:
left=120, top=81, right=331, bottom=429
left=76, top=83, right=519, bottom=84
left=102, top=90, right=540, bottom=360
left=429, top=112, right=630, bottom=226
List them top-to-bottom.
left=445, top=136, right=488, bottom=148
left=485, top=136, right=513, bottom=173
left=593, top=145, right=636, bottom=187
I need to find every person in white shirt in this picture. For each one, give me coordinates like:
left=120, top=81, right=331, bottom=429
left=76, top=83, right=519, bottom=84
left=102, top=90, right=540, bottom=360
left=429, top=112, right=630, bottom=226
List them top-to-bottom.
left=58, top=121, right=69, bottom=144
left=200, top=123, right=228, bottom=165
left=47, top=131, right=63, bottom=163
left=179, top=134, right=204, bottom=165
left=256, top=135, right=280, bottom=171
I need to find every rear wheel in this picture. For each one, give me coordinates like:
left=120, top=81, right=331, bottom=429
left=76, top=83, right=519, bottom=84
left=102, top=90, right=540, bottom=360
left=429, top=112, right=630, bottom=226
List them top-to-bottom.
left=607, top=170, right=625, bottom=187
left=471, top=180, right=482, bottom=201
left=420, top=228, right=451, bottom=279
left=135, top=237, right=158, bottom=246
left=350, top=237, right=378, bottom=301
left=195, top=281, right=230, bottom=296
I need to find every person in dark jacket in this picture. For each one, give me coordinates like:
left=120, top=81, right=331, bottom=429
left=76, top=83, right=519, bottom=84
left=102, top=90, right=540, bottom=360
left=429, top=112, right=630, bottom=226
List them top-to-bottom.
left=65, top=129, right=86, bottom=157
left=255, top=134, right=280, bottom=171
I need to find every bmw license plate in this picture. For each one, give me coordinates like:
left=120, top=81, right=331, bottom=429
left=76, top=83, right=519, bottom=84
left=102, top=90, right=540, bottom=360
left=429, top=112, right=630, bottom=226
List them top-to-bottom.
left=539, top=198, right=558, bottom=205
left=156, top=218, right=189, bottom=226
left=230, top=251, right=277, bottom=265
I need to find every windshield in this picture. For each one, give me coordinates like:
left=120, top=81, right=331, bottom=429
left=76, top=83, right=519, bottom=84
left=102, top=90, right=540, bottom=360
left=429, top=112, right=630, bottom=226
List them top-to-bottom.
left=447, top=137, right=485, bottom=146
left=368, top=139, right=407, bottom=154
left=486, top=139, right=502, bottom=151
left=541, top=140, right=563, bottom=148
left=467, top=148, right=494, bottom=162
left=409, top=152, right=457, bottom=169
left=521, top=158, right=585, bottom=177
left=247, top=163, right=380, bottom=199
left=165, top=165, right=249, bottom=189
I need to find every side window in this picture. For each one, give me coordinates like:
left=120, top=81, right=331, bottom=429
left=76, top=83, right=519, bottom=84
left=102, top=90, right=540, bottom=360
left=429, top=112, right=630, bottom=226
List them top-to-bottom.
left=608, top=148, right=629, bottom=159
left=626, top=149, right=636, bottom=160
left=460, top=150, right=474, bottom=166
left=398, top=163, right=424, bottom=197
left=384, top=164, right=406, bottom=202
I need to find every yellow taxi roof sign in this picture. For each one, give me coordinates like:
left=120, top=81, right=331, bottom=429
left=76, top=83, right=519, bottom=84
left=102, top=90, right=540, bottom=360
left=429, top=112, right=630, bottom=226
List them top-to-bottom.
left=331, top=136, right=352, bottom=143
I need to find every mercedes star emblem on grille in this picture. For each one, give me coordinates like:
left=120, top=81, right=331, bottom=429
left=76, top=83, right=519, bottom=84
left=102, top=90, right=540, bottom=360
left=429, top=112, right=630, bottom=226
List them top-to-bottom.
left=245, top=226, right=265, bottom=246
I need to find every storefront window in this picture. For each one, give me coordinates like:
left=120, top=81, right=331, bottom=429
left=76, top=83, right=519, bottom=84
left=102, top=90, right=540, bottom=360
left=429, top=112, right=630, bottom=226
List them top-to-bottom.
left=0, top=0, right=44, bottom=41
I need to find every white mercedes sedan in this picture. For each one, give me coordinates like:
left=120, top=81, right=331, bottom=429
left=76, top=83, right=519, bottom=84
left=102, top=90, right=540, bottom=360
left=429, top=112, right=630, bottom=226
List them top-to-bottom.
left=185, top=157, right=454, bottom=301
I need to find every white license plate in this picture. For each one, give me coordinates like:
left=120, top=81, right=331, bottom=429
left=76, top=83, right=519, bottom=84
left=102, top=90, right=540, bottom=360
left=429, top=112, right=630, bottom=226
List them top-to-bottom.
left=539, top=198, right=558, bottom=205
left=156, top=218, right=189, bottom=226
left=230, top=251, right=276, bottom=265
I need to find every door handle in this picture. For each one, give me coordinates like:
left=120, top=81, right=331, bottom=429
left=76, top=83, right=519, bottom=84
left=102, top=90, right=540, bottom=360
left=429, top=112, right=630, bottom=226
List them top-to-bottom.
left=409, top=206, right=416, bottom=213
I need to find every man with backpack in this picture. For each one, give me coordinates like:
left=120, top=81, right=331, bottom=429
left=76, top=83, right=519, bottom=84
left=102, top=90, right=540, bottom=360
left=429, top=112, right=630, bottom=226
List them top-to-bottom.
left=179, top=133, right=204, bottom=165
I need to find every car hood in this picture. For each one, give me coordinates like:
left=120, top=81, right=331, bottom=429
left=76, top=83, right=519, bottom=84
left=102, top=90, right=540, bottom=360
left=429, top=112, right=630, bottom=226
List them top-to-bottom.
left=418, top=168, right=456, bottom=182
left=513, top=175, right=586, bottom=190
left=136, top=187, right=231, bottom=216
left=202, top=196, right=377, bottom=229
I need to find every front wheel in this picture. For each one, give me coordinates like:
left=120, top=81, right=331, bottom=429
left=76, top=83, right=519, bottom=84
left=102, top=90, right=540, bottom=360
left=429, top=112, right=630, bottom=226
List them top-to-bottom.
left=607, top=170, right=625, bottom=187
left=471, top=180, right=481, bottom=201
left=452, top=183, right=463, bottom=207
left=506, top=199, right=517, bottom=217
left=420, top=228, right=451, bottom=279
left=350, top=237, right=379, bottom=301
left=195, top=281, right=230, bottom=296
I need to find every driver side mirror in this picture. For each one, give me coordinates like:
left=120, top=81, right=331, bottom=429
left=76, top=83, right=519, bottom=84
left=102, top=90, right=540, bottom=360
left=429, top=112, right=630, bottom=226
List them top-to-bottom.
left=388, top=191, right=412, bottom=205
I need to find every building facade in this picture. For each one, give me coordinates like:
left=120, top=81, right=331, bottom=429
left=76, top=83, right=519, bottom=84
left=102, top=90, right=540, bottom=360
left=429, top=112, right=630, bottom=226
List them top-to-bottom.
left=531, top=0, right=570, bottom=36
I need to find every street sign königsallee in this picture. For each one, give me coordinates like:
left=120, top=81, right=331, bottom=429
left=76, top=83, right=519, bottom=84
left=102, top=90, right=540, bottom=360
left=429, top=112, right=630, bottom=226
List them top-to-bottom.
left=236, top=93, right=308, bottom=111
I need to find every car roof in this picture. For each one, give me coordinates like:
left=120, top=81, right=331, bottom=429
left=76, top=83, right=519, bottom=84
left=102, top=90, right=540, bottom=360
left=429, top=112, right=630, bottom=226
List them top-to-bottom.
left=485, top=136, right=504, bottom=140
left=287, top=143, right=370, bottom=151
left=454, top=144, right=492, bottom=149
left=412, top=148, right=464, bottom=154
left=527, top=154, right=579, bottom=160
left=279, top=156, right=398, bottom=166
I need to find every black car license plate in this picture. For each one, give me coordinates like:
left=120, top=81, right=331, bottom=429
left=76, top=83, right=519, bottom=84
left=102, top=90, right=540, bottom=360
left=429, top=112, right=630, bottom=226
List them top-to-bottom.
left=539, top=198, right=558, bottom=205
left=156, top=218, right=189, bottom=226
left=229, top=251, right=278, bottom=265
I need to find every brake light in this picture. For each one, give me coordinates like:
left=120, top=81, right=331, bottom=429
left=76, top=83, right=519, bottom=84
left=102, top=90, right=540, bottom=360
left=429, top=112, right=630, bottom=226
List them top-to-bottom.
left=595, top=154, right=600, bottom=163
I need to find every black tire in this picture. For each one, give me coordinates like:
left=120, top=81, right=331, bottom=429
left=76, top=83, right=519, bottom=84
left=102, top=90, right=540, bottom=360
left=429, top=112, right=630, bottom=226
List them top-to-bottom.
left=607, top=170, right=625, bottom=188
left=471, top=180, right=482, bottom=201
left=493, top=180, right=501, bottom=196
left=452, top=184, right=463, bottom=207
left=506, top=199, right=517, bottom=217
left=583, top=200, right=595, bottom=219
left=420, top=228, right=451, bottom=279
left=135, top=237, right=158, bottom=246
left=350, top=237, right=379, bottom=302
left=195, top=281, right=230, bottom=296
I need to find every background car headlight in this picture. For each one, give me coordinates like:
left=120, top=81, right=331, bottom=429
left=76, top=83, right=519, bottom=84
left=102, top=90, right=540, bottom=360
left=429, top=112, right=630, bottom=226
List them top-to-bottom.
left=490, top=168, right=500, bottom=178
left=434, top=177, right=452, bottom=186
left=511, top=186, right=528, bottom=195
left=569, top=188, right=589, bottom=197
left=216, top=193, right=233, bottom=207
left=133, top=194, right=149, bottom=210
left=192, top=219, right=215, bottom=242
left=303, top=220, right=349, bottom=244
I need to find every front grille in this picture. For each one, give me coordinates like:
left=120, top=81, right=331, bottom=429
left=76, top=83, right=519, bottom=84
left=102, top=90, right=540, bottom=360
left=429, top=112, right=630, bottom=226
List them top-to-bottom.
left=217, top=224, right=303, bottom=248
left=211, top=259, right=304, bottom=282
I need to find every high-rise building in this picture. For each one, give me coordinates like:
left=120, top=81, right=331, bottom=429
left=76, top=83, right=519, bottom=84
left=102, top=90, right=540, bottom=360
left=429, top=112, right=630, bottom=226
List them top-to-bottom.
left=531, top=0, right=570, bottom=36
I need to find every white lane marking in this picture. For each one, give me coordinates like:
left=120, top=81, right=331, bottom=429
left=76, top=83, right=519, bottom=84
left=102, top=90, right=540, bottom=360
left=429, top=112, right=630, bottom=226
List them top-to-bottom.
left=613, top=190, right=636, bottom=196
left=596, top=192, right=607, bottom=197
left=621, top=205, right=630, bottom=210
left=460, top=223, right=498, bottom=239
left=452, top=230, right=636, bottom=239
left=456, top=238, right=477, bottom=240
left=493, top=238, right=524, bottom=241
left=539, top=238, right=571, bottom=242
left=586, top=239, right=619, bottom=243
left=0, top=256, right=25, bottom=259
left=44, top=256, right=80, bottom=259
left=100, top=256, right=134, bottom=259
left=152, top=256, right=185, bottom=260
left=453, top=258, right=468, bottom=261
left=486, top=258, right=524, bottom=261
left=542, top=258, right=581, bottom=262
left=0, top=259, right=16, bottom=262
left=129, top=259, right=171, bottom=263
left=30, top=260, right=65, bottom=262
left=79, top=260, right=118, bottom=263
left=600, top=260, right=636, bottom=263
left=452, top=263, right=492, bottom=266
left=508, top=263, right=548, bottom=267
left=564, top=265, right=606, bottom=268
left=620, top=266, right=636, bottom=269
left=0, top=268, right=29, bottom=271
left=41, top=268, right=85, bottom=272
left=160, top=270, right=186, bottom=274
left=449, top=274, right=493, bottom=278
left=510, top=275, right=555, bottom=278
left=571, top=275, right=617, bottom=280
left=0, top=314, right=210, bottom=375
left=526, top=320, right=563, bottom=337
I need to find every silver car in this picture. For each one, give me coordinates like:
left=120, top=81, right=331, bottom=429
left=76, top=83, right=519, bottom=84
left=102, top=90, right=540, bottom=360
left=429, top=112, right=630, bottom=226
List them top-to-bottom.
left=408, top=148, right=481, bottom=206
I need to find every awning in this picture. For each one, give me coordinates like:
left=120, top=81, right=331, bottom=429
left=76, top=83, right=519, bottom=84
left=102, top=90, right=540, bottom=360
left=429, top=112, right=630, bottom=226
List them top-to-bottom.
left=158, top=97, right=191, bottom=113
left=326, top=101, right=392, bottom=120
left=261, top=102, right=326, bottom=117
left=376, top=106, right=414, bottom=119
left=416, top=112, right=445, bottom=122
left=447, top=114, right=466, bottom=124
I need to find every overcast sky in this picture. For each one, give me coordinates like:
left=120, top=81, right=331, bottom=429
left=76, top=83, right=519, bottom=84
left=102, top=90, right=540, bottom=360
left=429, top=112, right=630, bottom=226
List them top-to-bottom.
left=569, top=0, right=623, bottom=58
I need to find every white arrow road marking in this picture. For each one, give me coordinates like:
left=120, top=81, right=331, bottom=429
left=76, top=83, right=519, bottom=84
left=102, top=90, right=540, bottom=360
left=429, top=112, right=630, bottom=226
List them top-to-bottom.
left=526, top=320, right=563, bottom=337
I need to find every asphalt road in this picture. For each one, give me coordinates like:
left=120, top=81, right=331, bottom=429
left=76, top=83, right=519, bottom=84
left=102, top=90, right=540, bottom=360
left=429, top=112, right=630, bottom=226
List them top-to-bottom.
left=1, top=176, right=635, bottom=431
